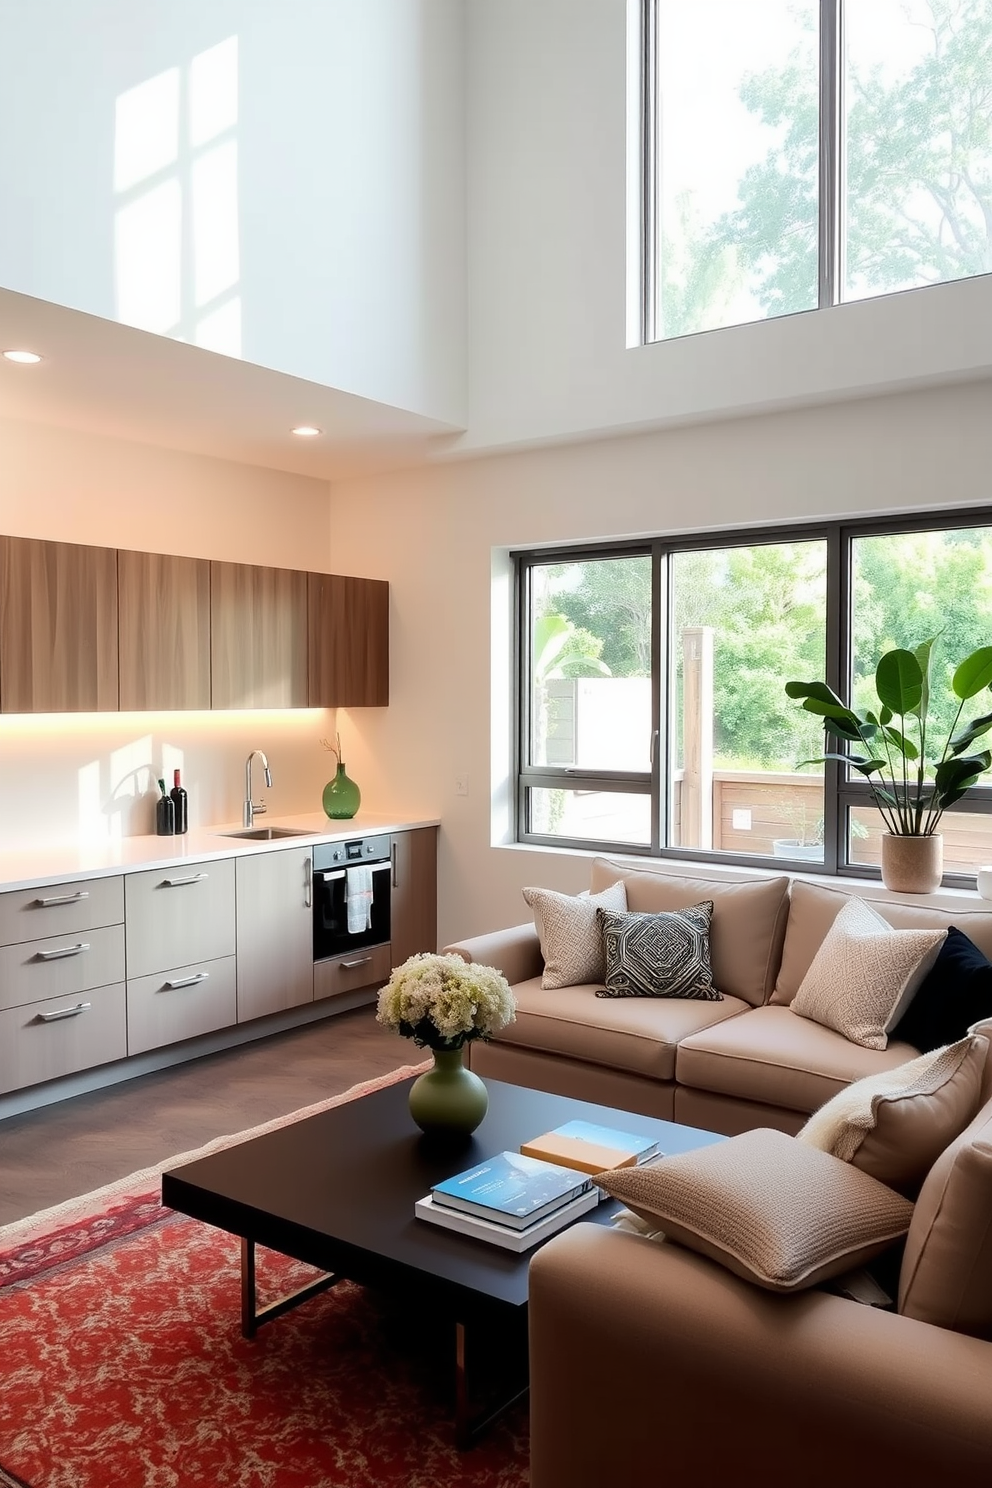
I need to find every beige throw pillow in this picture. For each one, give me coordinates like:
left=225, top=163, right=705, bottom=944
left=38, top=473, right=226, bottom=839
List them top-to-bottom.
left=522, top=880, right=627, bottom=989
left=791, top=896, right=946, bottom=1050
left=797, top=1035, right=986, bottom=1195
left=597, top=1128, right=913, bottom=1293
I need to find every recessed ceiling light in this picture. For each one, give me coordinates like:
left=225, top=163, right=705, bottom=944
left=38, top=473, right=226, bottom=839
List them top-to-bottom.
left=3, top=349, right=43, bottom=364
left=291, top=425, right=322, bottom=437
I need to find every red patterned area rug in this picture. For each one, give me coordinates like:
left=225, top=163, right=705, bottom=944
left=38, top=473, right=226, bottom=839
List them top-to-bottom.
left=0, top=1065, right=529, bottom=1488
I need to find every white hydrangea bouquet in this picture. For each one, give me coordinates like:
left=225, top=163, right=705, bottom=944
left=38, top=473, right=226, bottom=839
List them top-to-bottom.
left=376, top=952, right=516, bottom=1052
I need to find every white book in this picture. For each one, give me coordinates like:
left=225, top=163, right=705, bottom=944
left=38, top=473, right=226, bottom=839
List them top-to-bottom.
left=415, top=1185, right=600, bottom=1253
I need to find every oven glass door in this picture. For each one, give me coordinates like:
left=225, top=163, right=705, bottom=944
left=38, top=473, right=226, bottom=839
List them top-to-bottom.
left=313, top=860, right=391, bottom=960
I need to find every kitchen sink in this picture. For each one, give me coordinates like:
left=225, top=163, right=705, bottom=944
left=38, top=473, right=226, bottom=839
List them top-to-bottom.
left=218, top=826, right=318, bottom=841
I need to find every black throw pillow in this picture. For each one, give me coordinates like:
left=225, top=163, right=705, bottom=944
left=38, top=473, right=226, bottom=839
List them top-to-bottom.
left=890, top=926, right=992, bottom=1052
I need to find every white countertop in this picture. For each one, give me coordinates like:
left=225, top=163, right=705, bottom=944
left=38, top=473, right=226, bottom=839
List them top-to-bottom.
left=0, top=812, right=440, bottom=894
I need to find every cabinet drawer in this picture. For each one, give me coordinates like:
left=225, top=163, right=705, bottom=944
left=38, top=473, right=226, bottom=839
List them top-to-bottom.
left=125, top=859, right=236, bottom=977
left=0, top=876, right=123, bottom=945
left=0, top=924, right=126, bottom=1012
left=314, top=941, right=392, bottom=1003
left=127, top=955, right=237, bottom=1057
left=0, top=982, right=127, bottom=1094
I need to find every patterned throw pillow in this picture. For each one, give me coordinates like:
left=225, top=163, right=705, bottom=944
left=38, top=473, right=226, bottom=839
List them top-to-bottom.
left=522, top=880, right=627, bottom=989
left=791, top=896, right=946, bottom=1050
left=595, top=902, right=720, bottom=1000
left=796, top=1034, right=986, bottom=1196
left=597, top=1129, right=914, bottom=1293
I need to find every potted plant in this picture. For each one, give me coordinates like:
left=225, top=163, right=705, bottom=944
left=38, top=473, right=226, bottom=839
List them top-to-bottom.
left=785, top=639, right=992, bottom=892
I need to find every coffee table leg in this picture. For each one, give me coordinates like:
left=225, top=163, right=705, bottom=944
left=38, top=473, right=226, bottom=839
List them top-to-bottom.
left=240, top=1237, right=341, bottom=1339
left=454, top=1320, right=529, bottom=1451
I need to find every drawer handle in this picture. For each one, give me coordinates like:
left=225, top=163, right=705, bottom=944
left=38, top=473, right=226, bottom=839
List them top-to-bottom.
left=162, top=873, right=209, bottom=888
left=34, top=890, right=91, bottom=908
left=35, top=942, right=90, bottom=961
left=341, top=956, right=372, bottom=969
left=163, top=972, right=210, bottom=991
left=36, top=1001, right=92, bottom=1023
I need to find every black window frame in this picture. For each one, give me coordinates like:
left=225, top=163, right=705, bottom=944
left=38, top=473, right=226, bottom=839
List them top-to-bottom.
left=514, top=507, right=992, bottom=888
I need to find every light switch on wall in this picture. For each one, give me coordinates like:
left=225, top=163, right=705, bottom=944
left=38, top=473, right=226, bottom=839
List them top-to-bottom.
left=455, top=774, right=469, bottom=796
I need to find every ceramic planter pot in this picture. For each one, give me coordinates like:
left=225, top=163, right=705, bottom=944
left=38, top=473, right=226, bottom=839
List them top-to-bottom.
left=881, top=833, right=943, bottom=894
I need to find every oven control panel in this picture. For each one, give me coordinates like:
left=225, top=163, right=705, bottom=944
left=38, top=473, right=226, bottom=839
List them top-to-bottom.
left=313, top=834, right=390, bottom=870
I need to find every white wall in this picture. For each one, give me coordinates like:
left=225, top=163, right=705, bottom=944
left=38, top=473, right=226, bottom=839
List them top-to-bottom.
left=0, top=0, right=466, bottom=427
left=463, top=0, right=992, bottom=452
left=327, top=378, right=992, bottom=947
left=0, top=416, right=342, bottom=847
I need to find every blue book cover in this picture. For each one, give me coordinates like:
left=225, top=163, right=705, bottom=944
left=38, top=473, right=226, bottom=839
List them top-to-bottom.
left=545, top=1120, right=658, bottom=1158
left=431, top=1151, right=590, bottom=1228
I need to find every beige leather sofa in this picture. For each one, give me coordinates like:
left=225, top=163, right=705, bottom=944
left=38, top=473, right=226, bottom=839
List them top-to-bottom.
left=446, top=856, right=992, bottom=1136
left=527, top=1034, right=992, bottom=1487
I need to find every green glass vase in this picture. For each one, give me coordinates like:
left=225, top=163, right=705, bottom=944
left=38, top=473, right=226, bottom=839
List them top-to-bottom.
left=322, top=762, right=361, bottom=819
left=408, top=1047, right=489, bottom=1136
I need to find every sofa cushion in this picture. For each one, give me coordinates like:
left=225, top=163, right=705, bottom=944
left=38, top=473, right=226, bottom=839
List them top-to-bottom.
left=589, top=859, right=789, bottom=1006
left=772, top=879, right=992, bottom=1006
left=522, top=880, right=627, bottom=989
left=790, top=897, right=945, bottom=1050
left=597, top=903, right=720, bottom=1001
left=890, top=927, right=992, bottom=1053
left=492, top=976, right=749, bottom=1082
left=676, top=1004, right=919, bottom=1115
left=796, top=1035, right=987, bottom=1195
left=899, top=1098, right=992, bottom=1340
left=598, top=1128, right=913, bottom=1293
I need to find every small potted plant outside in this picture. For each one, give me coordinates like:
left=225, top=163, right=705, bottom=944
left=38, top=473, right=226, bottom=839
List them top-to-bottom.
left=786, top=639, right=992, bottom=893
left=772, top=803, right=824, bottom=861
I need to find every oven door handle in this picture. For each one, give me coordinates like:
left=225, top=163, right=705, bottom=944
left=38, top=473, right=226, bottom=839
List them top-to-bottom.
left=316, top=862, right=392, bottom=882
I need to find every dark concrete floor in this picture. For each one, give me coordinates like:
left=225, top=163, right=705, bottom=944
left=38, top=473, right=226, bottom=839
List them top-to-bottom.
left=0, top=1007, right=414, bottom=1226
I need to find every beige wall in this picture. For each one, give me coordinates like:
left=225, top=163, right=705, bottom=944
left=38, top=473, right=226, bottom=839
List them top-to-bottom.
left=327, top=378, right=992, bottom=946
left=0, top=416, right=337, bottom=847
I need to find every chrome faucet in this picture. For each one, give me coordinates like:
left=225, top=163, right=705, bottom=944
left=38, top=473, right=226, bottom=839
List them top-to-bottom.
left=244, top=750, right=273, bottom=828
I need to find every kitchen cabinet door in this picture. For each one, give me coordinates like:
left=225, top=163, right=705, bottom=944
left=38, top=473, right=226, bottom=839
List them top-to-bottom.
left=0, top=536, right=119, bottom=712
left=118, top=550, right=211, bottom=710
left=211, top=561, right=308, bottom=708
left=308, top=573, right=389, bottom=707
left=389, top=827, right=438, bottom=966
left=235, top=846, right=314, bottom=1022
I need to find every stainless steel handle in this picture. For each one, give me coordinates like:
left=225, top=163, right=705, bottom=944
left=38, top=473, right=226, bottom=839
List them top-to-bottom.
left=391, top=841, right=398, bottom=889
left=304, top=858, right=312, bottom=910
left=371, top=861, right=391, bottom=874
left=318, top=862, right=390, bottom=883
left=319, top=869, right=346, bottom=882
left=162, top=873, right=209, bottom=887
left=34, top=890, right=90, bottom=908
left=35, top=942, right=90, bottom=961
left=341, top=956, right=372, bottom=969
left=163, top=972, right=210, bottom=990
left=36, top=1001, right=91, bottom=1023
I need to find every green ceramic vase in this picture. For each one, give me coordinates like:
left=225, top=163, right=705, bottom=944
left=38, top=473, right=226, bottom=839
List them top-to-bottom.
left=322, top=762, right=361, bottom=819
left=408, top=1047, right=489, bottom=1136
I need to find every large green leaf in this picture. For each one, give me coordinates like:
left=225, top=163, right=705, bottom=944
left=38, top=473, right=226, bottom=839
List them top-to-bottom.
left=913, top=639, right=934, bottom=721
left=952, top=647, right=992, bottom=700
left=875, top=649, right=923, bottom=715
left=785, top=680, right=847, bottom=709
left=950, top=711, right=992, bottom=756
left=822, top=715, right=866, bottom=743
left=881, top=725, right=918, bottom=761
left=935, top=752, right=992, bottom=794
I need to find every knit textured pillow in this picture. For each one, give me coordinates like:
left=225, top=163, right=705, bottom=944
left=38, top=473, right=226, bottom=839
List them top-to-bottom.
left=522, top=880, right=627, bottom=989
left=791, top=896, right=946, bottom=1050
left=595, top=902, right=720, bottom=1000
left=796, top=1034, right=986, bottom=1196
left=598, top=1128, right=914, bottom=1293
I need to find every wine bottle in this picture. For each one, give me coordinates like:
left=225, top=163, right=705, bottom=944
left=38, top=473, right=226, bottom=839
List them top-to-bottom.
left=170, top=768, right=188, bottom=835
left=156, top=778, right=175, bottom=836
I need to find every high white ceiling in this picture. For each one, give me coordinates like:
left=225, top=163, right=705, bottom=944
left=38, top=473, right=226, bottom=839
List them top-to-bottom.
left=0, top=287, right=463, bottom=483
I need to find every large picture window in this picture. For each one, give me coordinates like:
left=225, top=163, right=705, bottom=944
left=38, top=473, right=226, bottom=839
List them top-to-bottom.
left=640, top=0, right=992, bottom=343
left=515, top=512, right=992, bottom=885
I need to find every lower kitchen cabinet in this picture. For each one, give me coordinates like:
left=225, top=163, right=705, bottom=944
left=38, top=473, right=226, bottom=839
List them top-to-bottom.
left=389, top=827, right=438, bottom=966
left=236, top=846, right=314, bottom=1022
left=125, top=859, right=236, bottom=978
left=314, top=941, right=393, bottom=1004
left=127, top=956, right=237, bottom=1056
left=0, top=982, right=127, bottom=1093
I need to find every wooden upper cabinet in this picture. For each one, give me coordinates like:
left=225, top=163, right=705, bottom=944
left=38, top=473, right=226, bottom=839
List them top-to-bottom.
left=0, top=536, right=119, bottom=713
left=118, top=550, right=211, bottom=711
left=210, top=561, right=308, bottom=708
left=308, top=573, right=389, bottom=707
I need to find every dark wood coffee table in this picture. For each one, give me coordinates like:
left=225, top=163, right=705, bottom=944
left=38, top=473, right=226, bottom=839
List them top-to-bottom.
left=162, top=1076, right=722, bottom=1446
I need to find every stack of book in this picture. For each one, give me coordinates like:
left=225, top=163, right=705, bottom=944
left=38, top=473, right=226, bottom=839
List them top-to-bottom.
left=520, top=1119, right=661, bottom=1174
left=415, top=1150, right=600, bottom=1253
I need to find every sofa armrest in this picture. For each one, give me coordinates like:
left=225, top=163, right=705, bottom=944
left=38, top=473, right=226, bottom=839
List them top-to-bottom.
left=442, top=922, right=543, bottom=986
left=529, top=1223, right=992, bottom=1488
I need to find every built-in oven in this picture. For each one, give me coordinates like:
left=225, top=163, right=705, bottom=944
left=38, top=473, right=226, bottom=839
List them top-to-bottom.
left=312, top=834, right=391, bottom=962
